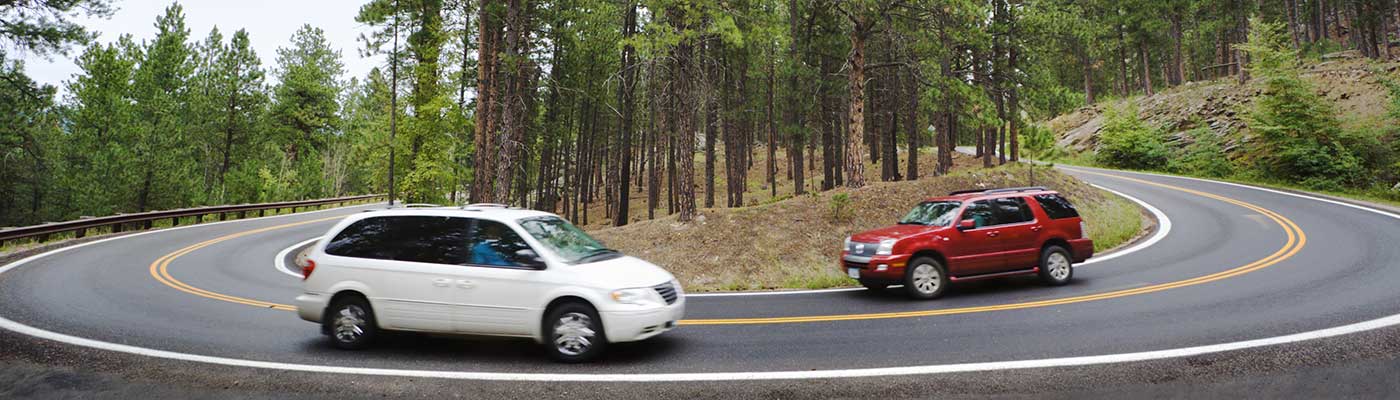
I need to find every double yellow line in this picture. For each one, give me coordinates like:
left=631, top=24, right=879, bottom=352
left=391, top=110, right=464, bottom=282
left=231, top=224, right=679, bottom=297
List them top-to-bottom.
left=147, top=171, right=1304, bottom=326
left=148, top=216, right=345, bottom=312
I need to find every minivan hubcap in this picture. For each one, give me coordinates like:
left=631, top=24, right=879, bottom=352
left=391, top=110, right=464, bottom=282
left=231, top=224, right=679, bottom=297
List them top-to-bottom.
left=1048, top=253, right=1071, bottom=280
left=912, top=264, right=940, bottom=294
left=334, top=305, right=367, bottom=343
left=553, top=312, right=596, bottom=356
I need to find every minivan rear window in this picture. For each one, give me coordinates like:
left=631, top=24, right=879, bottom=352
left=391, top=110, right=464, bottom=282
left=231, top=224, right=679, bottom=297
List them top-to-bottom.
left=1034, top=194, right=1080, bottom=219
left=325, top=216, right=471, bottom=265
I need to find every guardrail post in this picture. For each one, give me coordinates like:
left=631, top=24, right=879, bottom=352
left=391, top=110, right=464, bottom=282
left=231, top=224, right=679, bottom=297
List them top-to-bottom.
left=258, top=209, right=265, bottom=217
left=239, top=211, right=246, bottom=219
left=218, top=212, right=226, bottom=221
left=172, top=216, right=180, bottom=226
left=143, top=220, right=152, bottom=230
left=113, top=223, right=123, bottom=233
left=75, top=228, right=86, bottom=239
left=38, top=234, right=49, bottom=243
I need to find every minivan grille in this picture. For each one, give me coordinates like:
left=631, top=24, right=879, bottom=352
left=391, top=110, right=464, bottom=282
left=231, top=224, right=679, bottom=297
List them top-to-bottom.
left=652, top=282, right=679, bottom=305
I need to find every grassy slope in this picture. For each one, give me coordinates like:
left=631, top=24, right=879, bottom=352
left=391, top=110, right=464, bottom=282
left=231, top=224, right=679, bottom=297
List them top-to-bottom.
left=590, top=159, right=1145, bottom=292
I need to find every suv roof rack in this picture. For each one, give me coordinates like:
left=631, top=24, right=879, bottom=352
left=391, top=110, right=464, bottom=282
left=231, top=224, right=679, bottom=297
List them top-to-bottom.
left=947, top=186, right=1049, bottom=196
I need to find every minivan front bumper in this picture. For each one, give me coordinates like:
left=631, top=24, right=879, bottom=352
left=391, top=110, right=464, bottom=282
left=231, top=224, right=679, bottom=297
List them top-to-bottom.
left=601, top=299, right=685, bottom=343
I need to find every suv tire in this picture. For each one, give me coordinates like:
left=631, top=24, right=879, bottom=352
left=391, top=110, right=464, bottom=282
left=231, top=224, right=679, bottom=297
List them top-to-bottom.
left=1038, top=245, right=1074, bottom=286
left=903, top=257, right=949, bottom=299
left=326, top=296, right=378, bottom=350
left=544, top=301, right=608, bottom=363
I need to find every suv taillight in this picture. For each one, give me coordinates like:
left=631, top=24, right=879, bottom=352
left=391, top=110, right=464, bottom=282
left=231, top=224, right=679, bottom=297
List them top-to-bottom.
left=1080, top=221, right=1088, bottom=239
left=302, top=259, right=316, bottom=280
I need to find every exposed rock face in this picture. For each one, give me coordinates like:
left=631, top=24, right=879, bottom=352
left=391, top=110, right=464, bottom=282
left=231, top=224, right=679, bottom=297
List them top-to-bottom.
left=1045, top=58, right=1396, bottom=157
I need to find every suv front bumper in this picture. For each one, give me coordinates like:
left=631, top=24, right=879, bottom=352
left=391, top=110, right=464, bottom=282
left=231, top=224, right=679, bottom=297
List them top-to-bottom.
left=841, top=253, right=911, bottom=282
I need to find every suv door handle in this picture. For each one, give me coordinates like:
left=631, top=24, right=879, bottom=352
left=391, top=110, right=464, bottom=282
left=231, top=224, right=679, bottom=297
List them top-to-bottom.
left=1031, top=226, right=1043, bottom=232
left=986, top=231, right=1000, bottom=237
left=432, top=278, right=451, bottom=287
left=456, top=279, right=476, bottom=289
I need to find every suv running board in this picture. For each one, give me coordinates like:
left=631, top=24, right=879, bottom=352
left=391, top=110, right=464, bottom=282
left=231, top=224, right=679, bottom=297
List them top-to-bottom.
left=949, top=267, right=1040, bottom=282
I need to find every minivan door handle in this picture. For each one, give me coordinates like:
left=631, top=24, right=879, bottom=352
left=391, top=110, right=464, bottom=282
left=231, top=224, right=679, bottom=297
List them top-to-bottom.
left=432, top=278, right=451, bottom=287
left=456, top=279, right=476, bottom=289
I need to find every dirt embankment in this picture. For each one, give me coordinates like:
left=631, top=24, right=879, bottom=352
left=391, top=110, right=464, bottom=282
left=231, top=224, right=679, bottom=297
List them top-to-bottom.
left=1049, top=54, right=1399, bottom=154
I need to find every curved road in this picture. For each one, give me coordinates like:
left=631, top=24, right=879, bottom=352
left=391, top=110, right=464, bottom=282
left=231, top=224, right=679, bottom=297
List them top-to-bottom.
left=1, top=167, right=1399, bottom=388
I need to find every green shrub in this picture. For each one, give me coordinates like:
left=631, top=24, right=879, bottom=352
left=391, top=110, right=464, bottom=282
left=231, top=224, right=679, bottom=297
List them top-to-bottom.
left=1240, top=18, right=1366, bottom=190
left=1095, top=104, right=1169, bottom=170
left=1169, top=127, right=1236, bottom=178
left=828, top=193, right=852, bottom=222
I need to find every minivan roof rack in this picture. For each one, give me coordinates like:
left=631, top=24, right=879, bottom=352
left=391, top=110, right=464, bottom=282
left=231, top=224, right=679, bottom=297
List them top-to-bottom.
left=947, top=186, right=1049, bottom=196
left=461, top=203, right=511, bottom=209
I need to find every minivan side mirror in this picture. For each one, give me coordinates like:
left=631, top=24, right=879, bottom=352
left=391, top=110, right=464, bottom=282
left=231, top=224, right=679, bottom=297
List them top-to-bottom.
left=957, top=219, right=976, bottom=231
left=515, top=249, right=547, bottom=270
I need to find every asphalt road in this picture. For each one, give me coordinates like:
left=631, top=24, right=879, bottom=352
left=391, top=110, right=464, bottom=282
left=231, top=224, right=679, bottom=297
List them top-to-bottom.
left=2, top=166, right=1399, bottom=398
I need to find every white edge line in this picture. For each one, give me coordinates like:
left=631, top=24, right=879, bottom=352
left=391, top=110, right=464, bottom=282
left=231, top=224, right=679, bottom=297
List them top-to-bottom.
left=2, top=177, right=1399, bottom=381
left=1077, top=184, right=1172, bottom=266
left=275, top=237, right=323, bottom=278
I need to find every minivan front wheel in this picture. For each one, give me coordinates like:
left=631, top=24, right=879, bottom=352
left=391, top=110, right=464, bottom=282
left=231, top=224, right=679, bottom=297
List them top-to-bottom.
left=903, top=257, right=949, bottom=299
left=326, top=296, right=377, bottom=350
left=544, top=302, right=607, bottom=363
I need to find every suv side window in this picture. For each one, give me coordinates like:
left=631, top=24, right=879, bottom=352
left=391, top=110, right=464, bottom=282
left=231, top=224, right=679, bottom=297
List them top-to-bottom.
left=1034, top=194, right=1080, bottom=219
left=992, top=197, right=1035, bottom=224
left=962, top=200, right=997, bottom=228
left=325, top=216, right=471, bottom=265
left=467, top=219, right=536, bottom=268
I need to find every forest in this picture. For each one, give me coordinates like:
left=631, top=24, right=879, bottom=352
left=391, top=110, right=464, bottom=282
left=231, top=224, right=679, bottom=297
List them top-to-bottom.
left=1, top=0, right=1396, bottom=228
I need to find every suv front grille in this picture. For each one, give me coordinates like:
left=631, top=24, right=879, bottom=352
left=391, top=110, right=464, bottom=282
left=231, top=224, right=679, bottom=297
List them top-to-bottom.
left=847, top=241, right=878, bottom=257
left=652, top=282, right=679, bottom=305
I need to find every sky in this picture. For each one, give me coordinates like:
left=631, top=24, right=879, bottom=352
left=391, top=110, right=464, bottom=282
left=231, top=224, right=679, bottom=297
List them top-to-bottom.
left=20, top=0, right=383, bottom=95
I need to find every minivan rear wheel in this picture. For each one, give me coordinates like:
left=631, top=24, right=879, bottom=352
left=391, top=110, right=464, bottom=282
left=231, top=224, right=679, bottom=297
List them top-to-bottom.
left=903, top=257, right=949, bottom=300
left=326, top=296, right=377, bottom=350
left=544, top=302, right=607, bottom=363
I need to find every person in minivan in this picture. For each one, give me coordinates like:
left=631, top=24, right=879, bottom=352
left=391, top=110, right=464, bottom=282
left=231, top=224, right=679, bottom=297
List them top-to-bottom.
left=469, top=222, right=511, bottom=266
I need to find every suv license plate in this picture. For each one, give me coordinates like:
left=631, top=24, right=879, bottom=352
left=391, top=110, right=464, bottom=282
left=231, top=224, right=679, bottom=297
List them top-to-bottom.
left=847, top=268, right=860, bottom=279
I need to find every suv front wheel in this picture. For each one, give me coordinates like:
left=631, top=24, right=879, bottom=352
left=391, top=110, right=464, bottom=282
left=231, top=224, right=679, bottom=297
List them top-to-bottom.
left=1038, top=245, right=1074, bottom=286
left=903, top=257, right=949, bottom=299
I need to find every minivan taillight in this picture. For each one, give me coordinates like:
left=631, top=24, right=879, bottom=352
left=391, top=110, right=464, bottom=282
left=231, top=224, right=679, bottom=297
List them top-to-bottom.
left=302, top=259, right=316, bottom=280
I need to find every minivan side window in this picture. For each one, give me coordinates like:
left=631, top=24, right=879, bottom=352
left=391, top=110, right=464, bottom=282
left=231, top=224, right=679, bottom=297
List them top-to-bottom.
left=1033, top=194, right=1080, bottom=219
left=992, top=197, right=1035, bottom=224
left=325, top=216, right=471, bottom=265
left=467, top=219, right=536, bottom=268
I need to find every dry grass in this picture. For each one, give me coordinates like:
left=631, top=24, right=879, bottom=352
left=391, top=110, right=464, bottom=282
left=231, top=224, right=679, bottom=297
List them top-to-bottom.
left=590, top=158, right=1147, bottom=292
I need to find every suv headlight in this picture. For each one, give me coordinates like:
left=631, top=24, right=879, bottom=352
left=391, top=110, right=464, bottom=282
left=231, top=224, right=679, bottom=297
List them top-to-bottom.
left=844, top=236, right=852, bottom=250
left=876, top=239, right=897, bottom=255
left=611, top=287, right=665, bottom=306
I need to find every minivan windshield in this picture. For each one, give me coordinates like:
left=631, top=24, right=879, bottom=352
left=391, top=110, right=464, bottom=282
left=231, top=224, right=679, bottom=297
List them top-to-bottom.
left=898, top=201, right=962, bottom=226
left=518, top=216, right=619, bottom=264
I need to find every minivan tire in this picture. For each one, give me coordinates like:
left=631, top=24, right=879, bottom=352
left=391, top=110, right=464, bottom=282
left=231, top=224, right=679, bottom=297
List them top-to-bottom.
left=1038, top=245, right=1074, bottom=286
left=903, top=257, right=949, bottom=300
left=325, top=296, right=378, bottom=350
left=544, top=301, right=608, bottom=363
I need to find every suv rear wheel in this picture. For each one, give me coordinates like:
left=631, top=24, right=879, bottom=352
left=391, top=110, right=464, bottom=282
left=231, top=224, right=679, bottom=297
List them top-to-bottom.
left=1038, top=246, right=1074, bottom=286
left=903, top=257, right=949, bottom=299
left=859, top=280, right=888, bottom=291
left=326, top=296, right=378, bottom=350
left=544, top=301, right=607, bottom=363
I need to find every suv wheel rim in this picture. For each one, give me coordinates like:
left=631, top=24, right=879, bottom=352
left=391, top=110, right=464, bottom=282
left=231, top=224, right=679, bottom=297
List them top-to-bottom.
left=1048, top=252, right=1071, bottom=281
left=912, top=264, right=940, bottom=294
left=333, top=305, right=367, bottom=343
left=553, top=312, right=596, bottom=356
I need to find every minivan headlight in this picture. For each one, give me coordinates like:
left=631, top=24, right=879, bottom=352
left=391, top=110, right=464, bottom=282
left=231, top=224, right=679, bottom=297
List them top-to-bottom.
left=876, top=239, right=897, bottom=255
left=611, top=288, right=664, bottom=306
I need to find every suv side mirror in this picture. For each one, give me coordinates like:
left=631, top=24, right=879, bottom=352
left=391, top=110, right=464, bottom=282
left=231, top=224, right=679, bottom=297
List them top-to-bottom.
left=957, top=219, right=976, bottom=231
left=515, top=249, right=547, bottom=270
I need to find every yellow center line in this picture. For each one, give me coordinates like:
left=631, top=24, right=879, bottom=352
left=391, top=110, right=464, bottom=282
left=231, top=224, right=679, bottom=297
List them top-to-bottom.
left=147, top=170, right=1305, bottom=326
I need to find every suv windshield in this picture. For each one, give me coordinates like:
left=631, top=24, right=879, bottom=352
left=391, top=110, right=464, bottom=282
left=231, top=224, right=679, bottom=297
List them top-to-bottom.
left=898, top=201, right=962, bottom=226
left=518, top=216, right=619, bottom=264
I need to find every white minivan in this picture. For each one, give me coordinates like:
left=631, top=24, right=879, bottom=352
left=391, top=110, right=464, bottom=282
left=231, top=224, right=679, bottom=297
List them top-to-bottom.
left=294, top=205, right=685, bottom=362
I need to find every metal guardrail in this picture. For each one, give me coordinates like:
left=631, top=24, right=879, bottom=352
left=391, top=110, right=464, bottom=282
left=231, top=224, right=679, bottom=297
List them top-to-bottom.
left=0, top=194, right=386, bottom=247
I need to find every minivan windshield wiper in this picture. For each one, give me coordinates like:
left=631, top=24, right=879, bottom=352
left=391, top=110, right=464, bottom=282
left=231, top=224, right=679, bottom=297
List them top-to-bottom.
left=576, top=248, right=621, bottom=263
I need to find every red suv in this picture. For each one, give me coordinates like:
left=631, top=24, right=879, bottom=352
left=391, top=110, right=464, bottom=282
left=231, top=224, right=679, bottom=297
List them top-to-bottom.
left=841, top=187, right=1093, bottom=299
